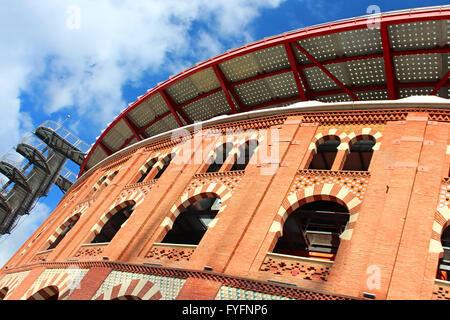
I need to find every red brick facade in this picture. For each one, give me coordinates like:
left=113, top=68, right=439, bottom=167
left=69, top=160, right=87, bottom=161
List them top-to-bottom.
left=1, top=105, right=450, bottom=300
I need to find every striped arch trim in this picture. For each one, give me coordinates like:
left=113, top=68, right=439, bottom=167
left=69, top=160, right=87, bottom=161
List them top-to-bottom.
left=309, top=128, right=383, bottom=152
left=347, top=128, right=383, bottom=151
left=309, top=131, right=343, bottom=152
left=230, top=133, right=265, bottom=158
left=206, top=139, right=235, bottom=162
left=153, top=146, right=180, bottom=170
left=138, top=157, right=158, bottom=174
left=92, top=168, right=121, bottom=191
left=161, top=182, right=232, bottom=230
left=273, top=183, right=362, bottom=241
left=90, top=193, right=143, bottom=236
left=46, top=205, right=89, bottom=246
left=429, top=206, right=450, bottom=253
left=20, top=223, right=52, bottom=256
left=22, top=272, right=76, bottom=300
left=0, top=273, right=28, bottom=300
left=95, top=279, right=162, bottom=300
left=0, top=287, right=7, bottom=300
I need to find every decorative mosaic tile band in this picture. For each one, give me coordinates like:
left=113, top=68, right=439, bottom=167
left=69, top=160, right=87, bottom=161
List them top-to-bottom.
left=317, top=123, right=385, bottom=135
left=289, top=170, right=370, bottom=201
left=185, top=172, right=244, bottom=196
left=429, top=179, right=450, bottom=253
left=438, top=179, right=450, bottom=208
left=74, top=243, right=108, bottom=259
left=144, top=244, right=197, bottom=262
left=259, top=254, right=332, bottom=282
left=3, top=260, right=355, bottom=300
left=21, top=268, right=89, bottom=300
left=0, top=270, right=30, bottom=300
left=93, top=270, right=185, bottom=300
left=433, top=280, right=450, bottom=300
left=215, top=285, right=293, bottom=300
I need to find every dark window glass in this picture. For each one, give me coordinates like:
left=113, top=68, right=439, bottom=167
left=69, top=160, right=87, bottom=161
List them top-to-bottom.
left=308, top=139, right=340, bottom=170
left=342, top=139, right=375, bottom=171
left=231, top=140, right=258, bottom=171
left=206, top=143, right=233, bottom=173
left=154, top=155, right=173, bottom=180
left=162, top=198, right=221, bottom=245
left=273, top=201, right=349, bottom=260
left=91, top=204, right=135, bottom=244
left=48, top=217, right=79, bottom=250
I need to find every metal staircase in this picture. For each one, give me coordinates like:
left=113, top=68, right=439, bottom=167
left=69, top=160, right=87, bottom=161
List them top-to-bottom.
left=0, top=120, right=90, bottom=235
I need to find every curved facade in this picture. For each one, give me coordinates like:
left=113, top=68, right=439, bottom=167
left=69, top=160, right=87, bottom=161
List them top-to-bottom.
left=3, top=7, right=450, bottom=301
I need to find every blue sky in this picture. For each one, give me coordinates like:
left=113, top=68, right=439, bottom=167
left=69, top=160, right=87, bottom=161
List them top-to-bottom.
left=0, top=0, right=445, bottom=266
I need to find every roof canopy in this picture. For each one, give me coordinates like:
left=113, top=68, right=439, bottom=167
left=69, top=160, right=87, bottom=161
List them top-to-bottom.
left=80, top=5, right=450, bottom=175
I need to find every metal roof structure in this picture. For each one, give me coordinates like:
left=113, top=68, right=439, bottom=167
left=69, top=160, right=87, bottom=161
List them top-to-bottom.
left=80, top=5, right=450, bottom=175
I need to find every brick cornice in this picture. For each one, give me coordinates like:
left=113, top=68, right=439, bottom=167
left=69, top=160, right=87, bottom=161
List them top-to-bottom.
left=1, top=260, right=358, bottom=300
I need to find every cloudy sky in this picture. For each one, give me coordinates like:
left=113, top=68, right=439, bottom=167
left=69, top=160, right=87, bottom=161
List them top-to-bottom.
left=0, top=0, right=444, bottom=266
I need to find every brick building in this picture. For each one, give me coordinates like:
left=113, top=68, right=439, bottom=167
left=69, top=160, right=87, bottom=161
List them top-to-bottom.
left=2, top=7, right=450, bottom=300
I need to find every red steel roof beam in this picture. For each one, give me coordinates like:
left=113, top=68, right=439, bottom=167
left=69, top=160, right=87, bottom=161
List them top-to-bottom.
left=380, top=23, right=397, bottom=100
left=284, top=42, right=307, bottom=101
left=292, top=42, right=359, bottom=101
left=213, top=64, right=239, bottom=114
left=431, top=69, right=450, bottom=95
left=175, top=88, right=222, bottom=110
left=160, top=90, right=188, bottom=126
left=138, top=111, right=171, bottom=135
left=123, top=116, right=142, bottom=141
left=118, top=135, right=136, bottom=151
left=99, top=141, right=113, bottom=156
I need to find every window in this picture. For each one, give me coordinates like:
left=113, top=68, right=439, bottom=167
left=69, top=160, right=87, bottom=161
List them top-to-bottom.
left=342, top=138, right=375, bottom=171
left=308, top=139, right=340, bottom=170
left=230, top=140, right=258, bottom=171
left=206, top=143, right=233, bottom=173
left=153, top=154, right=173, bottom=180
left=136, top=158, right=157, bottom=183
left=92, top=170, right=118, bottom=194
left=162, top=197, right=221, bottom=245
left=273, top=200, right=349, bottom=261
left=91, top=204, right=135, bottom=244
left=48, top=216, right=80, bottom=250
left=437, top=226, right=450, bottom=281
left=27, top=286, right=59, bottom=300
left=0, top=287, right=8, bottom=300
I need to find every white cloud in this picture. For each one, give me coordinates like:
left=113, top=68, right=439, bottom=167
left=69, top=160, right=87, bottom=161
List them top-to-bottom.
left=0, top=0, right=285, bottom=157
left=0, top=0, right=285, bottom=265
left=0, top=202, right=51, bottom=268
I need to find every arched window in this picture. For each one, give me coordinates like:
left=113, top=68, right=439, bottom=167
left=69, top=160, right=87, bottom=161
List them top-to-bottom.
left=308, top=138, right=340, bottom=170
left=342, top=138, right=376, bottom=171
left=231, top=140, right=258, bottom=171
left=206, top=143, right=233, bottom=173
left=154, top=154, right=173, bottom=180
left=136, top=158, right=157, bottom=183
left=92, top=170, right=118, bottom=194
left=93, top=175, right=107, bottom=192
left=162, top=197, right=221, bottom=245
left=273, top=200, right=349, bottom=261
left=91, top=204, right=135, bottom=244
left=48, top=215, right=80, bottom=250
left=437, top=226, right=450, bottom=281
left=27, top=286, right=59, bottom=300
left=0, top=287, right=8, bottom=300
left=112, top=295, right=141, bottom=300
